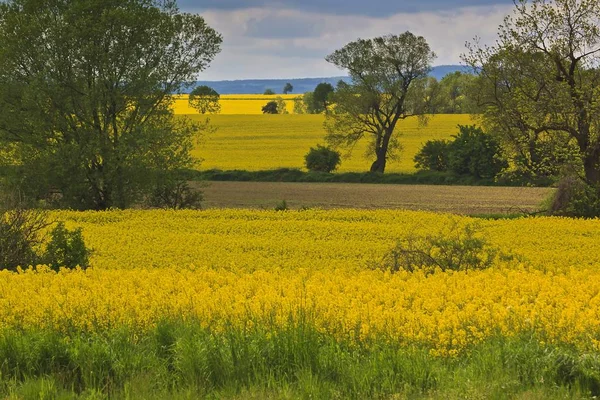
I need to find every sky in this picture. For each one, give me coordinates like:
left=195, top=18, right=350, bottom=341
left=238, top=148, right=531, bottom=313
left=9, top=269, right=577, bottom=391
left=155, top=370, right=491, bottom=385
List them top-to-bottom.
left=179, top=0, right=514, bottom=81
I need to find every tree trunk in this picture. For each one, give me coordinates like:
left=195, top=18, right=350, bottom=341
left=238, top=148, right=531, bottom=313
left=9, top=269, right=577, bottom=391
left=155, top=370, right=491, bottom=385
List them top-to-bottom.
left=370, top=129, right=392, bottom=173
left=370, top=150, right=387, bottom=173
left=583, top=151, right=600, bottom=186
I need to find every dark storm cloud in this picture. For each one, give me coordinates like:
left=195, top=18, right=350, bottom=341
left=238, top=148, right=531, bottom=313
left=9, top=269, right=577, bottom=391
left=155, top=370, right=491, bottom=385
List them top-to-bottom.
left=178, top=0, right=509, bottom=16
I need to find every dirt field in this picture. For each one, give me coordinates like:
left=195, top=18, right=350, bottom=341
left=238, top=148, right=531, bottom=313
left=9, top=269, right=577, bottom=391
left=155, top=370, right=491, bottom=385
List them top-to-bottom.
left=199, top=182, right=553, bottom=214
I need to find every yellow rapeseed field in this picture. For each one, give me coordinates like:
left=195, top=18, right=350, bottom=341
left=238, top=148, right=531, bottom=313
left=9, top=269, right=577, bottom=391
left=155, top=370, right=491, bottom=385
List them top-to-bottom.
left=172, top=94, right=474, bottom=173
left=173, top=94, right=297, bottom=115
left=185, top=114, right=474, bottom=173
left=2, top=209, right=600, bottom=356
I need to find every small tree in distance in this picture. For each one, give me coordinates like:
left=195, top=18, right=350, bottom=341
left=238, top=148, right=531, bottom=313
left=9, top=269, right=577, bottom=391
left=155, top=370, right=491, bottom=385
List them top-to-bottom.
left=313, top=82, right=334, bottom=113
left=283, top=83, right=293, bottom=94
left=188, top=85, right=221, bottom=114
left=264, top=88, right=275, bottom=95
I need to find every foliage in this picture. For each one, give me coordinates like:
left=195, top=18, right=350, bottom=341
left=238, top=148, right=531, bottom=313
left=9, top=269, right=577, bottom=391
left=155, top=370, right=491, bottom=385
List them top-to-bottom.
left=0, top=0, right=222, bottom=210
left=464, top=0, right=600, bottom=187
left=324, top=32, right=436, bottom=173
left=435, top=71, right=478, bottom=114
left=283, top=82, right=294, bottom=94
left=312, top=82, right=334, bottom=113
left=188, top=85, right=221, bottom=114
left=263, top=89, right=275, bottom=95
left=275, top=96, right=288, bottom=114
left=261, top=101, right=279, bottom=114
left=414, top=125, right=507, bottom=179
left=447, top=125, right=507, bottom=179
left=414, top=139, right=450, bottom=172
left=304, top=145, right=341, bottom=173
left=548, top=175, right=600, bottom=218
left=147, top=179, right=203, bottom=210
left=274, top=200, right=288, bottom=211
left=0, top=204, right=91, bottom=271
left=0, top=207, right=48, bottom=271
left=378, top=221, right=503, bottom=275
left=43, top=222, right=90, bottom=271
left=0, top=327, right=598, bottom=399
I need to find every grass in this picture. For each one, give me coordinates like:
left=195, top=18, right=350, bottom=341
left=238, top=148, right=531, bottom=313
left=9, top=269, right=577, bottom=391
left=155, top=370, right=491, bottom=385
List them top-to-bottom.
left=177, top=114, right=475, bottom=173
left=198, top=181, right=552, bottom=214
left=0, top=323, right=598, bottom=399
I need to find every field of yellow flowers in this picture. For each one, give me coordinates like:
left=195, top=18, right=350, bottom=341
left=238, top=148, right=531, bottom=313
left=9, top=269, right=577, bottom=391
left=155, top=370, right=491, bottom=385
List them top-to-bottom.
left=183, top=114, right=473, bottom=173
left=2, top=209, right=599, bottom=355
left=2, top=209, right=600, bottom=397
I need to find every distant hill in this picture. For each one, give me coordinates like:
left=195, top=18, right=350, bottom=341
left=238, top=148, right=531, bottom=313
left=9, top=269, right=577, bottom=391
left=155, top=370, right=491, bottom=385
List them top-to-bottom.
left=188, top=65, right=471, bottom=95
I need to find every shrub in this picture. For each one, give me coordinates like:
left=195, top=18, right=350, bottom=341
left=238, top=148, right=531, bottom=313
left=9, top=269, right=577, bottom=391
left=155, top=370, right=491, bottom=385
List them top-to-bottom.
left=263, top=89, right=275, bottom=95
left=262, top=101, right=278, bottom=114
left=447, top=125, right=507, bottom=179
left=414, top=140, right=450, bottom=171
left=304, top=145, right=341, bottom=173
left=547, top=175, right=600, bottom=218
left=148, top=180, right=203, bottom=210
left=274, top=200, right=288, bottom=211
left=0, top=203, right=91, bottom=271
left=0, top=207, right=49, bottom=271
left=378, top=221, right=508, bottom=275
left=43, top=222, right=90, bottom=270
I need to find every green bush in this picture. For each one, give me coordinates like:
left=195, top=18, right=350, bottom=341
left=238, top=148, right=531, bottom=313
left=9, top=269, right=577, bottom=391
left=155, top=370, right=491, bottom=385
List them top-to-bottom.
left=261, top=101, right=278, bottom=114
left=414, top=125, right=507, bottom=180
left=448, top=125, right=507, bottom=179
left=413, top=139, right=450, bottom=171
left=304, top=145, right=341, bottom=173
left=548, top=175, right=600, bottom=218
left=148, top=179, right=203, bottom=209
left=0, top=204, right=91, bottom=271
left=0, top=208, right=48, bottom=271
left=378, top=221, right=509, bottom=274
left=43, top=222, right=90, bottom=270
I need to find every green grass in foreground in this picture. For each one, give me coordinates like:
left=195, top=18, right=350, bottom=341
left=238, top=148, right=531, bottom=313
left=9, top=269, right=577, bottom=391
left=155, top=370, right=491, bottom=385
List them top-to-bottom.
left=1, top=322, right=599, bottom=399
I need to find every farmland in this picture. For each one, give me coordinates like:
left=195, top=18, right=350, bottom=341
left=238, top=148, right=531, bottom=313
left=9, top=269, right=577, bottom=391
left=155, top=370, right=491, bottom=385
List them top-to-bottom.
left=180, top=113, right=474, bottom=173
left=2, top=209, right=600, bottom=398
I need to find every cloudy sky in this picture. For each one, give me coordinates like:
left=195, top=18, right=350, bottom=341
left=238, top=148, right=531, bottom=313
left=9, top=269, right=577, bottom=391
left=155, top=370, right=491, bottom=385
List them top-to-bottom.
left=179, top=0, right=514, bottom=80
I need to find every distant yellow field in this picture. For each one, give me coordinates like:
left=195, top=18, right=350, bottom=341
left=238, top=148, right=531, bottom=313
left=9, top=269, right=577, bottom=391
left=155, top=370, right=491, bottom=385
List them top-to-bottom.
left=174, top=94, right=297, bottom=115
left=184, top=114, right=474, bottom=173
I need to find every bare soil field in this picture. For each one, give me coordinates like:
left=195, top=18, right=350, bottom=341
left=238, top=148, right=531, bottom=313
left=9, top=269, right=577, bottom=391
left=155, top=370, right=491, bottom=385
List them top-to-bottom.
left=199, top=182, right=552, bottom=214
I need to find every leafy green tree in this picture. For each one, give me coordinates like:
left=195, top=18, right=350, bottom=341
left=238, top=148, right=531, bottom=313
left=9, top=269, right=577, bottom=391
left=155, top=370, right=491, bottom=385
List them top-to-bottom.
left=0, top=0, right=222, bottom=210
left=464, top=0, right=600, bottom=186
left=324, top=32, right=436, bottom=173
left=437, top=72, right=477, bottom=114
left=283, top=83, right=294, bottom=94
left=312, top=83, right=334, bottom=113
left=189, top=85, right=221, bottom=114
left=264, top=88, right=275, bottom=95
left=262, top=101, right=278, bottom=114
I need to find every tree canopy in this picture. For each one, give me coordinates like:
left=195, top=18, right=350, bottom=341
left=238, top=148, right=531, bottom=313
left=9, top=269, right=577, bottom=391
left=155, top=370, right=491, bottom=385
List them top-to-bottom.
left=0, top=0, right=222, bottom=210
left=464, top=0, right=600, bottom=185
left=324, top=32, right=436, bottom=173
left=189, top=85, right=221, bottom=114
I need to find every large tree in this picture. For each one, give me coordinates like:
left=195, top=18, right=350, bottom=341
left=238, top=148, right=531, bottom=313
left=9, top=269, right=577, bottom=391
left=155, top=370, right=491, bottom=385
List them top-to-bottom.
left=0, top=0, right=221, bottom=209
left=464, top=0, right=600, bottom=184
left=324, top=32, right=436, bottom=173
